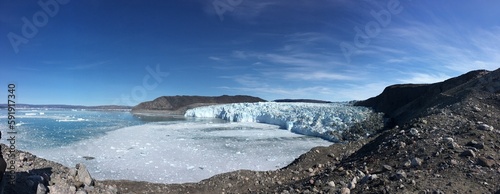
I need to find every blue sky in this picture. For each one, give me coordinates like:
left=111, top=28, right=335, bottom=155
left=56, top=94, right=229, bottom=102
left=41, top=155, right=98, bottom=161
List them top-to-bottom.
left=1, top=0, right=499, bottom=106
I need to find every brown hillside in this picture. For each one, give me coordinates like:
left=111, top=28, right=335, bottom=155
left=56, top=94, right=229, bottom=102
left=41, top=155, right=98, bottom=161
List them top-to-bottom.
left=131, top=95, right=266, bottom=114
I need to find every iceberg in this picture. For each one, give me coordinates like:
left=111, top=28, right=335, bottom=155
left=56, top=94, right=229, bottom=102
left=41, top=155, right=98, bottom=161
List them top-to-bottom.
left=185, top=102, right=378, bottom=142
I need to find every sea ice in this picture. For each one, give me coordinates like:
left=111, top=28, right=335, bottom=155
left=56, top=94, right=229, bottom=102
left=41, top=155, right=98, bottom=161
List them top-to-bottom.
left=30, top=121, right=332, bottom=184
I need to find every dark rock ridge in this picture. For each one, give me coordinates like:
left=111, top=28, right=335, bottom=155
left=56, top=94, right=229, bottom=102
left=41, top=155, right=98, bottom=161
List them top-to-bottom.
left=355, top=69, right=500, bottom=125
left=131, top=95, right=266, bottom=114
left=274, top=99, right=333, bottom=103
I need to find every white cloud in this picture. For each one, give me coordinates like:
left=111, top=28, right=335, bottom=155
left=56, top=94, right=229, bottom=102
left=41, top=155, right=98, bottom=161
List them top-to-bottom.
left=209, top=56, right=222, bottom=61
left=66, top=60, right=110, bottom=70
left=284, top=71, right=358, bottom=81
left=397, top=73, right=450, bottom=84
left=219, top=75, right=266, bottom=88
left=335, top=82, right=391, bottom=101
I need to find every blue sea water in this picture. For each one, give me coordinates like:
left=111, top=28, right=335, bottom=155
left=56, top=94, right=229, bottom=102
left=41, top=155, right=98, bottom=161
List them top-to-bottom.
left=0, top=109, right=202, bottom=150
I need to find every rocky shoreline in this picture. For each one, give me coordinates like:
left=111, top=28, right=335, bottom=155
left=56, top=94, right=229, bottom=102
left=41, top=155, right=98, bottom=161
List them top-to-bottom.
left=2, top=68, right=499, bottom=193
left=0, top=145, right=119, bottom=194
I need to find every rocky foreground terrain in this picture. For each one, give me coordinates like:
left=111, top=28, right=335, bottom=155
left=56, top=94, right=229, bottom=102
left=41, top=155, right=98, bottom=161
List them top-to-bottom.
left=2, top=68, right=499, bottom=193
left=131, top=95, right=266, bottom=115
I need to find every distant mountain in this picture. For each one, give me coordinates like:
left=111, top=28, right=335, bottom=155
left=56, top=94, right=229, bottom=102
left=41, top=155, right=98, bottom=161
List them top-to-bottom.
left=131, top=95, right=266, bottom=114
left=273, top=99, right=332, bottom=103
left=0, top=104, right=132, bottom=110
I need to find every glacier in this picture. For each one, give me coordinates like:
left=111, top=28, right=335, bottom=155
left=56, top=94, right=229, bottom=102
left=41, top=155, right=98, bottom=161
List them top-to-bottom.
left=185, top=102, right=378, bottom=142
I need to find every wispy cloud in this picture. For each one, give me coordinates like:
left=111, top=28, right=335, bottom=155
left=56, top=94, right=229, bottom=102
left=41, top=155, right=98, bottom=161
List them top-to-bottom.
left=382, top=22, right=500, bottom=73
left=216, top=31, right=367, bottom=100
left=209, top=56, right=222, bottom=61
left=66, top=60, right=110, bottom=70
left=282, top=71, right=359, bottom=81
left=397, top=73, right=450, bottom=84
left=219, top=74, right=267, bottom=88
left=334, top=82, right=391, bottom=101
left=219, top=85, right=336, bottom=101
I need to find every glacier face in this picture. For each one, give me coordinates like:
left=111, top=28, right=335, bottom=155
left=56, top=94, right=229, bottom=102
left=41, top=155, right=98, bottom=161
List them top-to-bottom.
left=185, top=102, right=377, bottom=142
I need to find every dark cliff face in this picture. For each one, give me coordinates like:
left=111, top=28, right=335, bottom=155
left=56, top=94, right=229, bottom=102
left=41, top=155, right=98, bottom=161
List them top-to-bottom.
left=355, top=69, right=499, bottom=125
left=131, top=95, right=266, bottom=112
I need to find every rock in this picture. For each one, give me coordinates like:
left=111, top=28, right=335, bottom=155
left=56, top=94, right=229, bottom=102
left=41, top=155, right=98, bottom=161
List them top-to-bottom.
left=478, top=123, right=493, bottom=131
left=409, top=128, right=419, bottom=136
left=443, top=137, right=454, bottom=143
left=466, top=140, right=484, bottom=149
left=399, top=142, right=406, bottom=149
left=448, top=142, right=460, bottom=149
left=460, top=149, right=476, bottom=158
left=19, top=153, right=27, bottom=161
left=411, top=157, right=423, bottom=167
left=477, top=157, right=495, bottom=167
left=450, top=159, right=458, bottom=165
left=404, top=160, right=411, bottom=167
left=76, top=163, right=94, bottom=186
left=382, top=165, right=393, bottom=171
left=69, top=168, right=78, bottom=177
left=355, top=169, right=365, bottom=177
left=392, top=170, right=407, bottom=181
left=360, top=174, right=378, bottom=184
left=348, top=177, right=357, bottom=189
left=75, top=181, right=84, bottom=188
left=328, top=181, right=335, bottom=187
left=348, top=181, right=356, bottom=189
left=36, top=183, right=48, bottom=194
left=48, top=185, right=74, bottom=194
left=107, top=185, right=118, bottom=193
left=340, top=187, right=350, bottom=194
left=433, top=189, right=445, bottom=194
left=76, top=190, right=88, bottom=194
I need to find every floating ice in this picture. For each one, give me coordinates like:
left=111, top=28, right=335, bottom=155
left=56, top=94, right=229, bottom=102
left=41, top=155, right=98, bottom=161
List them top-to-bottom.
left=185, top=102, right=374, bottom=141
left=30, top=122, right=331, bottom=184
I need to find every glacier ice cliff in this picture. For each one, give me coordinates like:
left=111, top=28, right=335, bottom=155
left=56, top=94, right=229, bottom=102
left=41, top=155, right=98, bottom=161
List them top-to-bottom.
left=185, top=102, right=380, bottom=142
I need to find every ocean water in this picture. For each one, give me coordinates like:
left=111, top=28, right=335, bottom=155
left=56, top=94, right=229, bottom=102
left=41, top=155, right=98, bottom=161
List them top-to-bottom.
left=0, top=109, right=332, bottom=183
left=1, top=109, right=144, bottom=149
